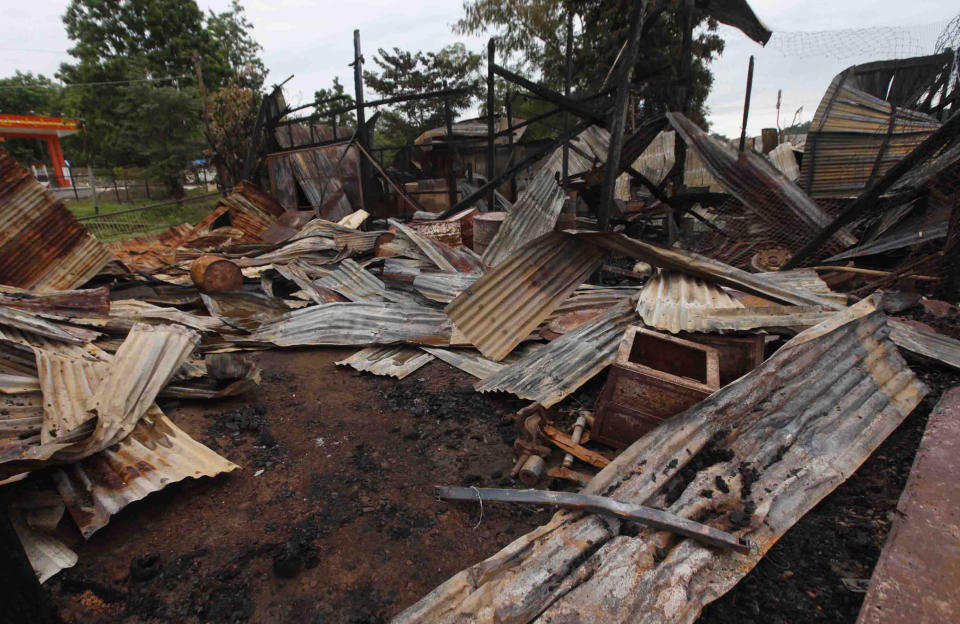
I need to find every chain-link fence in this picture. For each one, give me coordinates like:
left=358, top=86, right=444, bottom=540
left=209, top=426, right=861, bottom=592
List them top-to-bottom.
left=77, top=191, right=221, bottom=242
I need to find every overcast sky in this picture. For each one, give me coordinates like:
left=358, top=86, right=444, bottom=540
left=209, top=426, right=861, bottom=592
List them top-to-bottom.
left=2, top=1, right=956, bottom=137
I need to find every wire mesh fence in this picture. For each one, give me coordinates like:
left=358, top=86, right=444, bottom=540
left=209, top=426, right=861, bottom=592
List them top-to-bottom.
left=77, top=192, right=221, bottom=242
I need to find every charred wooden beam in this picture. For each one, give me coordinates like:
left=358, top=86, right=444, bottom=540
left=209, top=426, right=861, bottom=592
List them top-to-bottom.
left=491, top=63, right=608, bottom=126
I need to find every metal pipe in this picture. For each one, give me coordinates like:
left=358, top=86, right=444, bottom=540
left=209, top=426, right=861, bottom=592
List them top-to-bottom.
left=436, top=486, right=751, bottom=553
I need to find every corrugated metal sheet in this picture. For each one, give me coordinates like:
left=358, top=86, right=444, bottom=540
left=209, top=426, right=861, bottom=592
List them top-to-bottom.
left=799, top=57, right=946, bottom=198
left=667, top=112, right=857, bottom=254
left=482, top=126, right=611, bottom=266
left=630, top=130, right=722, bottom=192
left=768, top=142, right=800, bottom=181
left=266, top=143, right=362, bottom=221
left=0, top=149, right=112, bottom=291
left=212, top=181, right=284, bottom=242
left=824, top=220, right=948, bottom=261
left=108, top=223, right=196, bottom=273
left=447, top=232, right=606, bottom=361
left=575, top=232, right=843, bottom=308
left=233, top=236, right=339, bottom=268
left=317, top=258, right=392, bottom=302
left=635, top=271, right=743, bottom=333
left=413, top=272, right=480, bottom=303
left=549, top=285, right=642, bottom=321
left=0, top=286, right=109, bottom=318
left=399, top=298, right=927, bottom=624
left=108, top=299, right=230, bottom=333
left=475, top=301, right=637, bottom=407
left=250, top=302, right=452, bottom=347
left=0, top=305, right=98, bottom=344
left=685, top=305, right=836, bottom=331
left=889, top=319, right=960, bottom=372
left=422, top=343, right=542, bottom=381
left=336, top=346, right=435, bottom=379
left=35, top=352, right=107, bottom=444
left=53, top=406, right=239, bottom=538
left=10, top=508, right=77, bottom=583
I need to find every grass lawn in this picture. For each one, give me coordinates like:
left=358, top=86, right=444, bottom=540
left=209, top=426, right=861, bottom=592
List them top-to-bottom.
left=65, top=188, right=223, bottom=242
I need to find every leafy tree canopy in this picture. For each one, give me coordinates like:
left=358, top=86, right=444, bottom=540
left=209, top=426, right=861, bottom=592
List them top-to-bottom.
left=455, top=0, right=725, bottom=129
left=363, top=43, right=483, bottom=145
left=314, top=76, right=356, bottom=128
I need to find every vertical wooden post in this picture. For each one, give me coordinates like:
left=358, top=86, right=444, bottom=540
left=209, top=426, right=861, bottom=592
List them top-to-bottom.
left=669, top=0, right=694, bottom=244
left=598, top=1, right=648, bottom=231
left=562, top=9, right=573, bottom=187
left=354, top=29, right=374, bottom=213
left=486, top=38, right=496, bottom=211
left=739, top=55, right=755, bottom=153
left=444, top=82, right=458, bottom=212
left=506, top=89, right=517, bottom=201
left=88, top=164, right=99, bottom=214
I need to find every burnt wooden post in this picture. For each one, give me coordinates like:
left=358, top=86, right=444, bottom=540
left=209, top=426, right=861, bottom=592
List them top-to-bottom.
left=669, top=0, right=694, bottom=244
left=598, top=1, right=648, bottom=231
left=562, top=9, right=573, bottom=187
left=353, top=29, right=375, bottom=214
left=487, top=38, right=496, bottom=211
left=738, top=55, right=755, bottom=153
left=444, top=83, right=458, bottom=212
left=506, top=89, right=517, bottom=201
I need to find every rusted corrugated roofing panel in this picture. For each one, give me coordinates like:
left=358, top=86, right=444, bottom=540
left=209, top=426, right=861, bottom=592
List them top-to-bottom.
left=799, top=56, right=947, bottom=198
left=667, top=112, right=857, bottom=255
left=482, top=127, right=611, bottom=267
left=768, top=142, right=800, bottom=180
left=267, top=143, right=362, bottom=221
left=0, top=150, right=112, bottom=291
left=210, top=181, right=284, bottom=242
left=108, top=223, right=195, bottom=272
left=447, top=232, right=606, bottom=361
left=576, top=232, right=843, bottom=309
left=317, top=258, right=391, bottom=302
left=635, top=271, right=743, bottom=333
left=413, top=272, right=480, bottom=303
left=548, top=285, right=642, bottom=321
left=0, top=286, right=109, bottom=318
left=400, top=298, right=927, bottom=623
left=475, top=301, right=637, bottom=407
left=250, top=302, right=452, bottom=347
left=0, top=305, right=99, bottom=344
left=687, top=305, right=836, bottom=331
left=422, top=343, right=542, bottom=381
left=336, top=346, right=435, bottom=379
left=35, top=352, right=107, bottom=444
left=53, top=407, right=239, bottom=538
left=10, top=508, right=77, bottom=583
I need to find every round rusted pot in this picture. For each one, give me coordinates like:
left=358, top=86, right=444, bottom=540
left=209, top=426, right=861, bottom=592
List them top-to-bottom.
left=190, top=255, right=242, bottom=292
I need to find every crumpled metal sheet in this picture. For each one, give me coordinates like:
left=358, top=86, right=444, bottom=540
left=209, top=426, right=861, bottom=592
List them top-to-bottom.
left=697, top=0, right=772, bottom=44
left=799, top=55, right=947, bottom=199
left=667, top=112, right=856, bottom=254
left=482, top=126, right=612, bottom=267
left=768, top=142, right=800, bottom=180
left=267, top=143, right=362, bottom=222
left=0, top=150, right=112, bottom=291
left=213, top=181, right=285, bottom=241
left=824, top=221, right=949, bottom=262
left=107, top=223, right=195, bottom=273
left=575, top=231, right=841, bottom=308
left=446, top=232, right=607, bottom=361
left=316, top=258, right=414, bottom=304
left=753, top=269, right=846, bottom=305
left=635, top=271, right=743, bottom=333
left=413, top=272, right=481, bottom=304
left=0, top=285, right=109, bottom=318
left=548, top=285, right=642, bottom=322
left=398, top=298, right=927, bottom=624
left=107, top=299, right=231, bottom=333
left=475, top=300, right=638, bottom=407
left=250, top=302, right=452, bottom=347
left=0, top=305, right=99, bottom=344
left=685, top=305, right=836, bottom=332
left=889, top=319, right=960, bottom=372
left=0, top=323, right=199, bottom=476
left=422, top=343, right=542, bottom=381
left=336, top=346, right=435, bottom=379
left=35, top=352, right=107, bottom=444
left=53, top=406, right=239, bottom=538
left=9, top=508, right=77, bottom=583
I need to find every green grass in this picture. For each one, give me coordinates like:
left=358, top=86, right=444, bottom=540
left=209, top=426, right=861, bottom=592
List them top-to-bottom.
left=65, top=188, right=222, bottom=242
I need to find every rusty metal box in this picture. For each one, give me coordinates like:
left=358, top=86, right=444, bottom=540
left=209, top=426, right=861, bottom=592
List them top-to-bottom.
left=593, top=327, right=720, bottom=449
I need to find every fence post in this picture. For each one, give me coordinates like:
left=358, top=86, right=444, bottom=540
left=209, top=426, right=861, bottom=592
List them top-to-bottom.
left=88, top=165, right=99, bottom=215
left=112, top=170, right=121, bottom=202
left=145, top=178, right=151, bottom=200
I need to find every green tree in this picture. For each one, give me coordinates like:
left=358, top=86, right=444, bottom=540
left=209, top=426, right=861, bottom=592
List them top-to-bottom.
left=57, top=0, right=264, bottom=193
left=455, top=0, right=725, bottom=129
left=363, top=43, right=483, bottom=145
left=314, top=77, right=356, bottom=128
left=205, top=81, right=259, bottom=189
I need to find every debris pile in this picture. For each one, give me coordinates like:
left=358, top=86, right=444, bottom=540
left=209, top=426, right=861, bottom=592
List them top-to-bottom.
left=2, top=3, right=960, bottom=622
